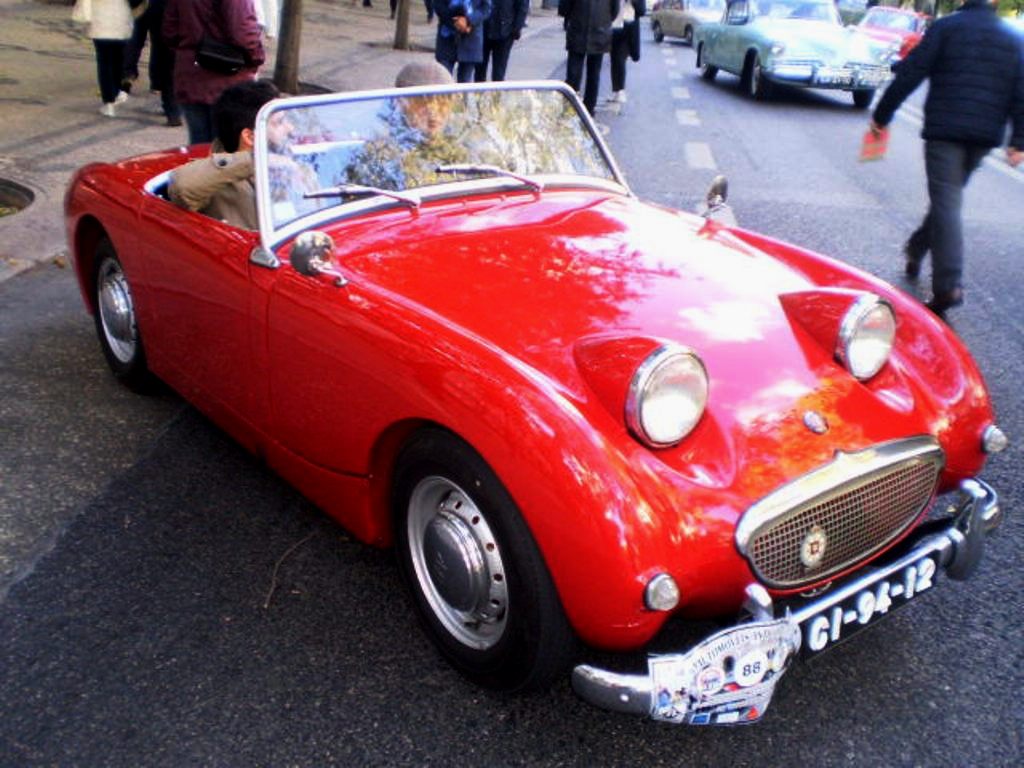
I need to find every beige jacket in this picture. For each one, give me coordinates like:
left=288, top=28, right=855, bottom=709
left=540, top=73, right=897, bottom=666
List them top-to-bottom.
left=169, top=150, right=258, bottom=231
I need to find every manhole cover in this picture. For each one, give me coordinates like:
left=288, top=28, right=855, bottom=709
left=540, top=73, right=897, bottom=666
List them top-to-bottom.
left=0, top=178, right=34, bottom=218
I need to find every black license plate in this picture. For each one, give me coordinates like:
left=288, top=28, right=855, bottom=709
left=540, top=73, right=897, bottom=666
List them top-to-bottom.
left=798, top=554, right=939, bottom=658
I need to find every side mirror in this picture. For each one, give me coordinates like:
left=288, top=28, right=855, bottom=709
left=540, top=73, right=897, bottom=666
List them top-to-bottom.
left=698, top=174, right=738, bottom=226
left=290, top=230, right=348, bottom=286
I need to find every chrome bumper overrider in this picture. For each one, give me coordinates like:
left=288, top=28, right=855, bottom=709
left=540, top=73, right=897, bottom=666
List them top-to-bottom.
left=571, top=479, right=1001, bottom=726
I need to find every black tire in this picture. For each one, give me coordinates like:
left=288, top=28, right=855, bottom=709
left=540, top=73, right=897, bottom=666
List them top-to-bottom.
left=652, top=21, right=664, bottom=44
left=683, top=25, right=694, bottom=47
left=698, top=46, right=718, bottom=81
left=744, top=53, right=772, bottom=100
left=852, top=89, right=875, bottom=109
left=92, top=238, right=155, bottom=392
left=392, top=428, right=577, bottom=691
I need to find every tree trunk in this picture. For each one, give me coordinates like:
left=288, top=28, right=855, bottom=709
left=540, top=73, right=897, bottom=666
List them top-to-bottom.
left=275, top=0, right=303, bottom=94
left=394, top=0, right=411, bottom=50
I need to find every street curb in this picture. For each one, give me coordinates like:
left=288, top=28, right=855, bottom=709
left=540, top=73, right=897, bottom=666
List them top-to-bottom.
left=0, top=5, right=566, bottom=284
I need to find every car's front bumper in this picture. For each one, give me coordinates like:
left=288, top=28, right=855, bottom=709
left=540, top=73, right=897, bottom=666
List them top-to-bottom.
left=766, top=61, right=890, bottom=90
left=571, top=478, right=1002, bottom=725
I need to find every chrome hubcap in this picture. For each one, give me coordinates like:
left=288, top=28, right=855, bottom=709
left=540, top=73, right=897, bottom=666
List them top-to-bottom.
left=97, top=258, right=137, bottom=364
left=407, top=476, right=508, bottom=650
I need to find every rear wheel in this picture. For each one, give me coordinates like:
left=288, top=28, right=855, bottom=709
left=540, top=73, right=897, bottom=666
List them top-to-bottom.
left=652, top=21, right=665, bottom=43
left=684, top=25, right=694, bottom=47
left=852, top=89, right=875, bottom=109
left=93, top=238, right=154, bottom=392
left=392, top=429, right=577, bottom=691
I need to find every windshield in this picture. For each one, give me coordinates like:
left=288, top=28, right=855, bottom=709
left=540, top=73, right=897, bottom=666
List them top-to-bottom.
left=752, top=0, right=840, bottom=23
left=861, top=9, right=918, bottom=32
left=254, top=84, right=618, bottom=233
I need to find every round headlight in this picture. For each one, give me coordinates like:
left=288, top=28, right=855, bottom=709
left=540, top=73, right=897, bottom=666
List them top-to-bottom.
left=837, top=296, right=896, bottom=381
left=626, top=346, right=708, bottom=448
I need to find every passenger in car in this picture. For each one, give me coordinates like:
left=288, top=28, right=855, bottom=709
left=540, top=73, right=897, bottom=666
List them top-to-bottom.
left=169, top=79, right=280, bottom=230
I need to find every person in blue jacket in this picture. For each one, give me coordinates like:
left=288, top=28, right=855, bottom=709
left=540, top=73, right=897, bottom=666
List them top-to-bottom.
left=434, top=0, right=493, bottom=83
left=474, top=0, right=529, bottom=81
left=870, top=0, right=1024, bottom=319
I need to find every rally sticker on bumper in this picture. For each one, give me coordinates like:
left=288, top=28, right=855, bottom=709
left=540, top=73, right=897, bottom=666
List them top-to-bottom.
left=648, top=620, right=801, bottom=725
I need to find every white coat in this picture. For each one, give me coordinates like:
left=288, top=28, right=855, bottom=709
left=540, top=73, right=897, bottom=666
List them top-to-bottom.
left=82, top=0, right=134, bottom=41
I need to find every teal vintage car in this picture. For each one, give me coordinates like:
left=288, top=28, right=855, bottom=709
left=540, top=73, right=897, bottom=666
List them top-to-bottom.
left=694, top=0, right=892, bottom=108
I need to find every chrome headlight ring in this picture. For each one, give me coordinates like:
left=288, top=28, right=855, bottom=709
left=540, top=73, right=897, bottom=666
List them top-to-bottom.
left=836, top=295, right=896, bottom=381
left=626, top=345, right=709, bottom=449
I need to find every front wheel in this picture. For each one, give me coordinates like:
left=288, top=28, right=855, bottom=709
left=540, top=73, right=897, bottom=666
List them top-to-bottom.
left=652, top=21, right=665, bottom=43
left=698, top=46, right=718, bottom=81
left=745, top=54, right=772, bottom=100
left=852, top=89, right=876, bottom=109
left=93, top=238, right=154, bottom=392
left=392, top=429, right=577, bottom=691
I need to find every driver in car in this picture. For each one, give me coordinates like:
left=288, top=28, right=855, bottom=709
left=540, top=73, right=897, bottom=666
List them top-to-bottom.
left=169, top=80, right=280, bottom=230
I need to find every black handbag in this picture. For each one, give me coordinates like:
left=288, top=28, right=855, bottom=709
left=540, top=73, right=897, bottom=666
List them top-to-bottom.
left=194, top=0, right=248, bottom=75
left=195, top=36, right=248, bottom=74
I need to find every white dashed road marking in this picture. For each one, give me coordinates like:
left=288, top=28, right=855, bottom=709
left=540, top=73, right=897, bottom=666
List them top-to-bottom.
left=671, top=86, right=690, bottom=100
left=675, top=109, right=701, bottom=126
left=684, top=142, right=717, bottom=170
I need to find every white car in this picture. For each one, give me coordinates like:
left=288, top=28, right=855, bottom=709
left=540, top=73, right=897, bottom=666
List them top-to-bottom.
left=652, top=0, right=726, bottom=46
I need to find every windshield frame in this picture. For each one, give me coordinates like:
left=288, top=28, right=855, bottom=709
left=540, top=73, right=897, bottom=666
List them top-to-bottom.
left=252, top=80, right=631, bottom=254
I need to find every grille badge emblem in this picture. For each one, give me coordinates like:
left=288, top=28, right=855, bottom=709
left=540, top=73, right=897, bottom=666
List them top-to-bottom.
left=803, top=411, right=828, bottom=434
left=800, top=524, right=828, bottom=569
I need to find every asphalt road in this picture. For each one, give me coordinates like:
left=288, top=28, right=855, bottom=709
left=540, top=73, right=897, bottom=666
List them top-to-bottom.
left=1, top=21, right=1022, bottom=767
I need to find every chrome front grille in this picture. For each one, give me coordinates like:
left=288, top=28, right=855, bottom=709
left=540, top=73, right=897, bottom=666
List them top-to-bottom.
left=736, top=437, right=944, bottom=589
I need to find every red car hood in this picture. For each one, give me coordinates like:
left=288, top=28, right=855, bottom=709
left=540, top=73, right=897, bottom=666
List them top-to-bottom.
left=860, top=27, right=910, bottom=44
left=320, top=190, right=947, bottom=493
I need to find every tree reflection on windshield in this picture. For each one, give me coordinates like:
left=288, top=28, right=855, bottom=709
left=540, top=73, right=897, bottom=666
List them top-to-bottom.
left=261, top=88, right=615, bottom=230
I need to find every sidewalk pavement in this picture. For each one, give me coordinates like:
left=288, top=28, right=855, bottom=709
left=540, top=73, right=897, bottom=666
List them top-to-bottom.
left=0, top=0, right=566, bottom=283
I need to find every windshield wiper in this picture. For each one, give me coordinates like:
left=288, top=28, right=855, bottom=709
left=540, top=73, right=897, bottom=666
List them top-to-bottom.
left=435, top=164, right=544, bottom=193
left=304, top=183, right=421, bottom=209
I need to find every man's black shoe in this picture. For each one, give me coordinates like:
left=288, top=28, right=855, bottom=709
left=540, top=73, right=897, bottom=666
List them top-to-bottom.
left=926, top=287, right=963, bottom=319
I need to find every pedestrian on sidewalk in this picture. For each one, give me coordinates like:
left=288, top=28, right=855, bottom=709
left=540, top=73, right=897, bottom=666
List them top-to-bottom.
left=72, top=0, right=134, bottom=117
left=121, top=0, right=182, bottom=126
left=163, top=0, right=265, bottom=145
left=254, top=0, right=280, bottom=39
left=434, top=0, right=494, bottom=82
left=474, top=0, right=529, bottom=82
left=558, top=0, right=619, bottom=116
left=606, top=0, right=644, bottom=106
left=869, top=0, right=1024, bottom=319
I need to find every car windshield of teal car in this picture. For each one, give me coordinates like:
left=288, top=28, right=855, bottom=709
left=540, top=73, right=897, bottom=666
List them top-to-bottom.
left=752, top=0, right=841, bottom=23
left=253, top=84, right=619, bottom=234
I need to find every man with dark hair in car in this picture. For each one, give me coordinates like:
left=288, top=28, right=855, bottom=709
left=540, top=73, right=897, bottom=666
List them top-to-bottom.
left=169, top=79, right=280, bottom=230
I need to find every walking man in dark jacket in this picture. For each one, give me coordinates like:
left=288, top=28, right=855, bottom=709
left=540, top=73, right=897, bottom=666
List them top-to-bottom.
left=474, top=0, right=529, bottom=81
left=559, top=0, right=620, bottom=115
left=870, top=0, right=1024, bottom=319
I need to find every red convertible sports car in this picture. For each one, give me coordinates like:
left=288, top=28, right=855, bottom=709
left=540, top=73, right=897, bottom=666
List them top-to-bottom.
left=857, top=6, right=930, bottom=62
left=65, top=82, right=1007, bottom=726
